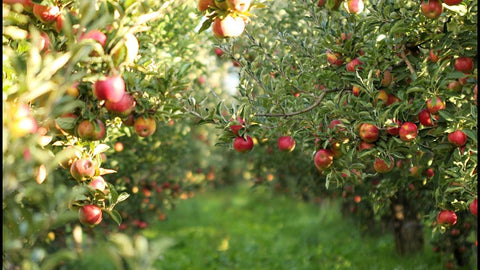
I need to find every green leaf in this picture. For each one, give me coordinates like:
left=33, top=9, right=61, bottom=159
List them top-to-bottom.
left=198, top=17, right=214, bottom=34
left=116, top=192, right=130, bottom=204
left=107, top=209, right=123, bottom=226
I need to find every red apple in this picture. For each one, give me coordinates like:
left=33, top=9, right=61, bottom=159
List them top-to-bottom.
left=198, top=0, right=215, bottom=11
left=226, top=0, right=251, bottom=12
left=318, top=0, right=325, bottom=7
left=345, top=0, right=364, bottom=14
left=421, top=0, right=442, bottom=19
left=443, top=0, right=462, bottom=5
left=33, top=4, right=60, bottom=23
left=55, top=13, right=64, bottom=33
left=212, top=15, right=246, bottom=38
left=79, top=30, right=107, bottom=47
left=214, top=47, right=224, bottom=57
left=429, top=49, right=439, bottom=62
left=326, top=51, right=343, bottom=67
left=454, top=57, right=473, bottom=74
left=346, top=58, right=363, bottom=72
left=381, top=70, right=393, bottom=87
left=93, top=75, right=126, bottom=103
left=447, top=80, right=462, bottom=92
left=352, top=85, right=360, bottom=97
left=376, top=90, right=388, bottom=105
left=104, top=92, right=136, bottom=116
left=386, top=94, right=401, bottom=106
left=426, top=96, right=446, bottom=114
left=418, top=109, right=438, bottom=127
left=134, top=116, right=156, bottom=137
left=385, top=118, right=401, bottom=136
left=76, top=119, right=106, bottom=141
left=399, top=122, right=418, bottom=142
left=359, top=123, right=379, bottom=143
left=230, top=124, right=243, bottom=136
left=448, top=130, right=467, bottom=147
left=233, top=135, right=254, bottom=153
left=278, top=136, right=296, bottom=152
left=358, top=141, right=375, bottom=151
left=314, top=149, right=334, bottom=171
left=373, top=156, right=394, bottom=173
left=70, top=158, right=96, bottom=181
left=423, top=168, right=435, bottom=178
left=89, top=176, right=107, bottom=193
left=469, top=198, right=477, bottom=217
left=79, top=205, right=103, bottom=226
left=437, top=210, right=457, bottom=226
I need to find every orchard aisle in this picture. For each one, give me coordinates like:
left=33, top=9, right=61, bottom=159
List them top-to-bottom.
left=144, top=184, right=443, bottom=270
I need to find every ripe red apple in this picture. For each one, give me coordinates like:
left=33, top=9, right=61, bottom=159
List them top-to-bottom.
left=198, top=0, right=215, bottom=11
left=227, top=0, right=251, bottom=12
left=318, top=0, right=325, bottom=7
left=345, top=0, right=364, bottom=14
left=421, top=0, right=442, bottom=19
left=443, top=0, right=462, bottom=5
left=33, top=4, right=60, bottom=23
left=55, top=13, right=64, bottom=33
left=212, top=15, right=246, bottom=38
left=79, top=30, right=107, bottom=47
left=214, top=47, right=224, bottom=57
left=429, top=49, right=439, bottom=62
left=326, top=51, right=343, bottom=66
left=454, top=57, right=473, bottom=74
left=346, top=58, right=363, bottom=72
left=93, top=75, right=125, bottom=103
left=447, top=80, right=462, bottom=92
left=352, top=85, right=360, bottom=97
left=376, top=90, right=388, bottom=105
left=104, top=92, right=135, bottom=116
left=386, top=94, right=401, bottom=106
left=426, top=96, right=446, bottom=114
left=418, top=109, right=438, bottom=127
left=134, top=116, right=156, bottom=137
left=385, top=118, right=401, bottom=136
left=76, top=119, right=106, bottom=141
left=328, top=119, right=346, bottom=132
left=398, top=122, right=417, bottom=142
left=359, top=123, right=379, bottom=143
left=230, top=124, right=243, bottom=136
left=448, top=130, right=467, bottom=147
left=233, top=135, right=254, bottom=153
left=278, top=136, right=296, bottom=152
left=358, top=141, right=375, bottom=151
left=314, top=149, right=334, bottom=171
left=373, top=156, right=394, bottom=173
left=70, top=158, right=96, bottom=181
left=423, top=168, right=435, bottom=178
left=89, top=176, right=107, bottom=193
left=469, top=198, right=477, bottom=217
left=79, top=205, right=103, bottom=226
left=437, top=210, right=457, bottom=226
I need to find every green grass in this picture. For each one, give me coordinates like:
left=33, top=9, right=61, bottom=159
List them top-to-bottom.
left=143, top=184, right=444, bottom=270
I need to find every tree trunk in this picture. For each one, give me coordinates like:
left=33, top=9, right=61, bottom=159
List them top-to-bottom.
left=390, top=193, right=424, bottom=255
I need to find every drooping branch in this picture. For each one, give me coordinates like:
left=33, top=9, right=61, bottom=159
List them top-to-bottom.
left=400, top=50, right=416, bottom=75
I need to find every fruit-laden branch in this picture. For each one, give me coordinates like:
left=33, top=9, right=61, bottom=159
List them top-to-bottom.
left=400, top=49, right=415, bottom=74
left=255, top=89, right=335, bottom=118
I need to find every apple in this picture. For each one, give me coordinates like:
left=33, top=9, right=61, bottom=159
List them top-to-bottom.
left=198, top=0, right=215, bottom=11
left=227, top=0, right=251, bottom=12
left=318, top=0, right=325, bottom=7
left=344, top=0, right=364, bottom=14
left=420, top=0, right=442, bottom=19
left=443, top=0, right=462, bottom=5
left=33, top=4, right=60, bottom=23
left=55, top=13, right=64, bottom=33
left=212, top=15, right=246, bottom=38
left=79, top=30, right=107, bottom=47
left=112, top=33, right=139, bottom=66
left=214, top=47, right=224, bottom=57
left=429, top=49, right=439, bottom=62
left=326, top=51, right=343, bottom=66
left=454, top=57, right=473, bottom=74
left=346, top=58, right=363, bottom=72
left=381, top=69, right=393, bottom=87
left=93, top=75, right=126, bottom=103
left=447, top=80, right=462, bottom=92
left=65, top=82, right=80, bottom=97
left=352, top=85, right=360, bottom=97
left=376, top=90, right=388, bottom=105
left=104, top=92, right=136, bottom=116
left=386, top=94, right=401, bottom=106
left=426, top=96, right=445, bottom=114
left=418, top=109, right=438, bottom=127
left=9, top=116, right=38, bottom=138
left=134, top=116, right=156, bottom=137
left=385, top=118, right=401, bottom=136
left=76, top=119, right=106, bottom=141
left=328, top=119, right=346, bottom=131
left=398, top=122, right=417, bottom=142
left=359, top=123, right=379, bottom=143
left=230, top=124, right=243, bottom=136
left=448, top=130, right=467, bottom=147
left=233, top=135, right=254, bottom=153
left=278, top=136, right=296, bottom=152
left=330, top=140, right=342, bottom=158
left=358, top=141, right=375, bottom=151
left=114, top=142, right=124, bottom=152
left=314, top=149, right=334, bottom=171
left=373, top=156, right=394, bottom=173
left=70, top=158, right=96, bottom=181
left=423, top=168, right=435, bottom=178
left=89, top=176, right=107, bottom=193
left=469, top=198, right=477, bottom=217
left=79, top=205, right=103, bottom=226
left=437, top=210, right=457, bottom=226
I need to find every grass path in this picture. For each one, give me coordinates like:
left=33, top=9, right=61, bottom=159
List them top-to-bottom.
left=144, top=184, right=443, bottom=270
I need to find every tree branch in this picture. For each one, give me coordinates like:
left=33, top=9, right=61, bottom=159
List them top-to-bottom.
left=400, top=50, right=415, bottom=75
